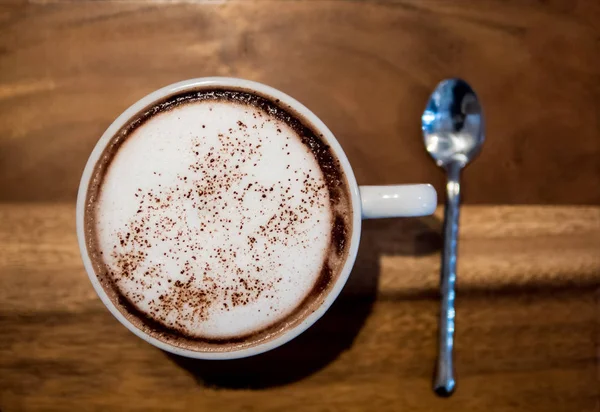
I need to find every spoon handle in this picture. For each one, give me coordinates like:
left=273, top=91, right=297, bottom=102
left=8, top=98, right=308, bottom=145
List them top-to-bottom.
left=434, top=163, right=461, bottom=396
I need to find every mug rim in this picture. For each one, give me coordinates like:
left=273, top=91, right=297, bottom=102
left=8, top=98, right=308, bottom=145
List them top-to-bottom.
left=76, top=77, right=363, bottom=359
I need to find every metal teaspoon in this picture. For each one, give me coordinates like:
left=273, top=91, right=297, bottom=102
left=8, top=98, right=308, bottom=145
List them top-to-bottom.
left=421, top=78, right=485, bottom=396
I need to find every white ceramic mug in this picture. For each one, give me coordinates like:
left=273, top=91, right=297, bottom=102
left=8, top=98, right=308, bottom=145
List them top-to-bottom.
left=77, top=78, right=437, bottom=359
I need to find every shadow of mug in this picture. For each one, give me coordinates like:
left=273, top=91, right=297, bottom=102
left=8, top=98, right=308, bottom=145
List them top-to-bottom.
left=167, top=215, right=442, bottom=389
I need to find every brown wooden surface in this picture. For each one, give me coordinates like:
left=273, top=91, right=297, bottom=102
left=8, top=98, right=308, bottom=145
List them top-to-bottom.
left=1, top=0, right=600, bottom=411
left=1, top=0, right=600, bottom=204
left=1, top=204, right=599, bottom=411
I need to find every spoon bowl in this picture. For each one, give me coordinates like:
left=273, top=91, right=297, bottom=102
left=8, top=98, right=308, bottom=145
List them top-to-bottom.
left=422, top=79, right=484, bottom=168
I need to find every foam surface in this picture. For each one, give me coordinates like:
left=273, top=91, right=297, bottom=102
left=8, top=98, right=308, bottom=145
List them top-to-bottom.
left=96, top=100, right=332, bottom=339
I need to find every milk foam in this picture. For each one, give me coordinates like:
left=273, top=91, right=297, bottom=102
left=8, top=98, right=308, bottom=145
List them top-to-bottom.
left=96, top=100, right=332, bottom=339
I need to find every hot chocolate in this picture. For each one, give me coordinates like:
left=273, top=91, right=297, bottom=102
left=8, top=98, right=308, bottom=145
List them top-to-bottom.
left=83, top=88, right=352, bottom=351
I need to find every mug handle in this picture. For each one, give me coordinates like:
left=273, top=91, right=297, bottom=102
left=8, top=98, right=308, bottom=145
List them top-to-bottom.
left=359, top=184, right=437, bottom=219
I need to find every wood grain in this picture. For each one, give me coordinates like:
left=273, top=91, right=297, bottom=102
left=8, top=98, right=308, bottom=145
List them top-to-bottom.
left=0, top=0, right=599, bottom=204
left=1, top=0, right=600, bottom=410
left=1, top=204, right=599, bottom=411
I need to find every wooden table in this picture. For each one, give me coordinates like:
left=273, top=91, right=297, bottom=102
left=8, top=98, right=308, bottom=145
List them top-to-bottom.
left=1, top=1, right=599, bottom=411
